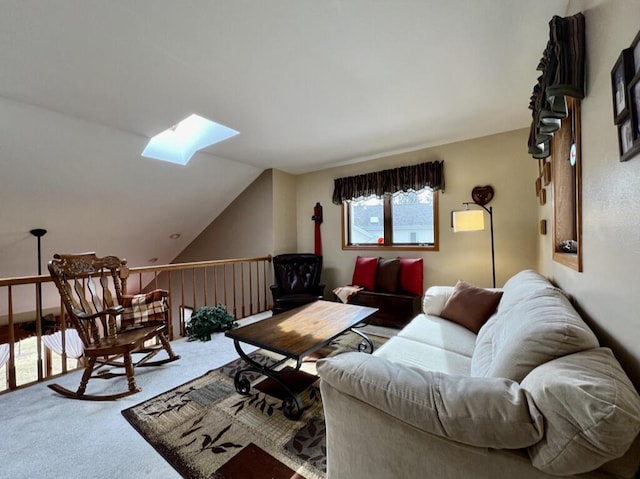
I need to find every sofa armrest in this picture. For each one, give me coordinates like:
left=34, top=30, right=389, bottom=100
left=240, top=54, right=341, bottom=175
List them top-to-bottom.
left=422, top=285, right=456, bottom=315
left=317, top=352, right=543, bottom=449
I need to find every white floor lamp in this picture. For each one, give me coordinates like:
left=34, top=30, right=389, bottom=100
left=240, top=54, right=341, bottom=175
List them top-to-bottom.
left=451, top=186, right=496, bottom=288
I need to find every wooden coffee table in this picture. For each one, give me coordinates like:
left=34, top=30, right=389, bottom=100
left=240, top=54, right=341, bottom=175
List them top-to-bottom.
left=225, top=300, right=377, bottom=419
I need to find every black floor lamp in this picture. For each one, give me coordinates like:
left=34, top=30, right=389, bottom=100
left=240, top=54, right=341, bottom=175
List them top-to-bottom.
left=451, top=186, right=496, bottom=288
left=30, top=228, right=47, bottom=320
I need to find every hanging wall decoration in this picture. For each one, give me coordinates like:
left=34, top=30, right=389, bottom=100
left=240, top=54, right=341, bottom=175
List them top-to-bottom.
left=527, top=13, right=585, bottom=161
left=611, top=29, right=640, bottom=161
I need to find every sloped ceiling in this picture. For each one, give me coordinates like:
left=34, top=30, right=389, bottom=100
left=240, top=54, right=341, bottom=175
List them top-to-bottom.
left=0, top=0, right=568, bottom=286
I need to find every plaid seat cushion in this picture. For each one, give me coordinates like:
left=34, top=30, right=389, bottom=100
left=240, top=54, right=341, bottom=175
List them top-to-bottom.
left=121, top=290, right=168, bottom=328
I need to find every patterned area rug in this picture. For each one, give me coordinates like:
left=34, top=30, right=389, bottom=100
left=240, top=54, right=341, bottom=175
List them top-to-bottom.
left=122, top=333, right=386, bottom=479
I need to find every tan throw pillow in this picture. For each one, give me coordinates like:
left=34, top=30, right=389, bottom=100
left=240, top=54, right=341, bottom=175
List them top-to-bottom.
left=439, top=280, right=503, bottom=333
left=522, top=348, right=640, bottom=476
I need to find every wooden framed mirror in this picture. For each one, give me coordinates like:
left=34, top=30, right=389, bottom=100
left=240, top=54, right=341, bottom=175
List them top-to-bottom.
left=552, top=97, right=582, bottom=272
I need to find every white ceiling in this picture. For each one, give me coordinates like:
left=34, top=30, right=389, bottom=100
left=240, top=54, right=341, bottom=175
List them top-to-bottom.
left=0, top=1, right=568, bottom=290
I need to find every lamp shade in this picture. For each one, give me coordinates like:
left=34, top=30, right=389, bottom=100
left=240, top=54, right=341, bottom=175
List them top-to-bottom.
left=452, top=209, right=485, bottom=232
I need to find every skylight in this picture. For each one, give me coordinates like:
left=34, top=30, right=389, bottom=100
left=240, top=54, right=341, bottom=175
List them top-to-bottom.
left=142, top=114, right=239, bottom=165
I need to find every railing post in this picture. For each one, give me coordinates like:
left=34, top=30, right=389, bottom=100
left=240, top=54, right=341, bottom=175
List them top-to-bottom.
left=232, top=264, right=237, bottom=319
left=213, top=266, right=218, bottom=305
left=192, top=268, right=196, bottom=311
left=203, top=268, right=208, bottom=307
left=180, top=270, right=186, bottom=337
left=167, top=271, right=174, bottom=341
left=7, top=286, right=16, bottom=390
left=60, top=301, right=68, bottom=374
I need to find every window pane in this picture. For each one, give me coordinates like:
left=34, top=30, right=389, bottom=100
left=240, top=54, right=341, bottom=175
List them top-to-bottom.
left=391, top=189, right=434, bottom=245
left=348, top=195, right=384, bottom=244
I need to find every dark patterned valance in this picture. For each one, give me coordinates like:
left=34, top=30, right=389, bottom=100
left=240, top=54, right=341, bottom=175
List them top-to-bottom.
left=528, top=13, right=585, bottom=159
left=331, top=160, right=444, bottom=204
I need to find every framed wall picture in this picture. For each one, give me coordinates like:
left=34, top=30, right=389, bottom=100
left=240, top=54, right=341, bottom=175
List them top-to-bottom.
left=632, top=29, right=640, bottom=75
left=611, top=49, right=634, bottom=124
left=629, top=73, right=640, bottom=142
left=617, top=115, right=640, bottom=162
left=619, top=117, right=633, bottom=155
left=543, top=161, right=552, bottom=185
left=539, top=188, right=546, bottom=206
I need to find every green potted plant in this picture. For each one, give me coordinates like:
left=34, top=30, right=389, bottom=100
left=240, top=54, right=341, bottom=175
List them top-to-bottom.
left=185, top=304, right=237, bottom=342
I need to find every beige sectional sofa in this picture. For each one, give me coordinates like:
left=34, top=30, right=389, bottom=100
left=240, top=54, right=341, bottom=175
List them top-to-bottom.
left=317, top=270, right=640, bottom=478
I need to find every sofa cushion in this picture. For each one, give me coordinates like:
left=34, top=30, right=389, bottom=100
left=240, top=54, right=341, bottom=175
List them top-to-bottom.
left=352, top=256, right=378, bottom=291
left=397, top=257, right=424, bottom=296
left=376, top=258, right=400, bottom=293
left=497, top=269, right=563, bottom=314
left=439, top=280, right=503, bottom=334
left=422, top=286, right=455, bottom=316
left=471, top=287, right=599, bottom=382
left=398, top=314, right=477, bottom=358
left=374, top=336, right=471, bottom=376
left=521, top=348, right=640, bottom=476
left=317, top=353, right=544, bottom=449
left=598, top=434, right=640, bottom=479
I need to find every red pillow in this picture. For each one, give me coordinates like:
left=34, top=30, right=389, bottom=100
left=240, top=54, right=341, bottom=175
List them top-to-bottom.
left=352, top=256, right=378, bottom=291
left=398, top=257, right=424, bottom=296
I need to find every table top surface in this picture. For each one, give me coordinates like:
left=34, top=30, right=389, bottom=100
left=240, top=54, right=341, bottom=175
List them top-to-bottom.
left=225, top=300, right=377, bottom=359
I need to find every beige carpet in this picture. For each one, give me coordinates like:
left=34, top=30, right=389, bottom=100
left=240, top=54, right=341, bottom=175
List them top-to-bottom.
left=122, top=333, right=388, bottom=479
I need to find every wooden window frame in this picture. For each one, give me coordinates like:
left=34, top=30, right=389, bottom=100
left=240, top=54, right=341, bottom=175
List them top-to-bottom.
left=341, top=190, right=439, bottom=252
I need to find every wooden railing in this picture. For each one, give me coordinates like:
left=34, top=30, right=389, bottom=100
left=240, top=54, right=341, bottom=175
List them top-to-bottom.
left=0, top=255, right=273, bottom=394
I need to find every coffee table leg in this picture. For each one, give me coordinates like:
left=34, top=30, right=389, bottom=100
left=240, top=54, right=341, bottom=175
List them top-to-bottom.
left=349, top=327, right=375, bottom=353
left=232, top=340, right=305, bottom=420
left=282, top=393, right=304, bottom=420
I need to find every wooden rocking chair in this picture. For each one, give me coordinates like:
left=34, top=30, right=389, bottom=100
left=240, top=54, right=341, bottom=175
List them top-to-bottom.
left=47, top=252, right=180, bottom=400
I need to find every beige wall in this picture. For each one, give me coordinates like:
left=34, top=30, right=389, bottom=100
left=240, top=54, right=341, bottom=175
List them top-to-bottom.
left=538, top=0, right=640, bottom=387
left=295, top=129, right=539, bottom=292
left=172, top=167, right=298, bottom=261
left=174, top=169, right=275, bottom=262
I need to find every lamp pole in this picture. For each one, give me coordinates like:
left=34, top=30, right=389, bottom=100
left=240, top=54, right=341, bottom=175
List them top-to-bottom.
left=470, top=185, right=496, bottom=288
left=479, top=205, right=496, bottom=289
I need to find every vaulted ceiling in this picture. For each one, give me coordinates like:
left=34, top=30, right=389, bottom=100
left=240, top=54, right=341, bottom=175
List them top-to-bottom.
left=0, top=0, right=568, bottom=282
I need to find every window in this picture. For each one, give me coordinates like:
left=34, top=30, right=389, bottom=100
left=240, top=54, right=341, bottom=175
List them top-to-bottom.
left=142, top=114, right=238, bottom=165
left=342, top=188, right=438, bottom=251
